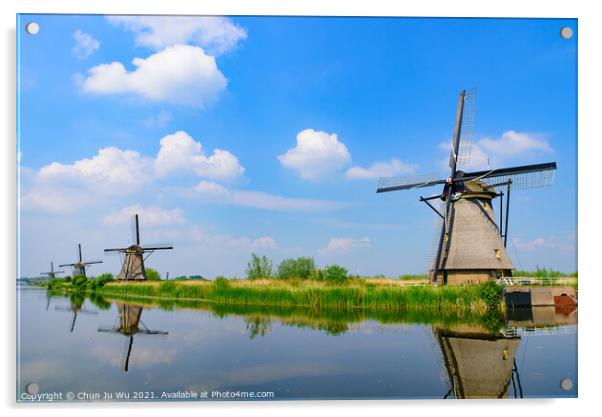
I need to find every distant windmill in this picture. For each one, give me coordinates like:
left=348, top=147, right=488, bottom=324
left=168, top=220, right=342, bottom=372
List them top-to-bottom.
left=377, top=89, right=557, bottom=285
left=104, top=214, right=173, bottom=281
left=59, top=244, right=103, bottom=277
left=40, top=261, right=64, bottom=279
left=98, top=303, right=168, bottom=372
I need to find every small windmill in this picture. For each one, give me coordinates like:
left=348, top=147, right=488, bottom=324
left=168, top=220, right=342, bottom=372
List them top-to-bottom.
left=377, top=89, right=557, bottom=285
left=104, top=214, right=173, bottom=281
left=59, top=244, right=103, bottom=277
left=40, top=261, right=64, bottom=279
left=98, top=303, right=168, bottom=372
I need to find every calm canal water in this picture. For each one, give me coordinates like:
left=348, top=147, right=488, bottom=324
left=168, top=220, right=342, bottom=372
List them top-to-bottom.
left=17, top=287, right=577, bottom=401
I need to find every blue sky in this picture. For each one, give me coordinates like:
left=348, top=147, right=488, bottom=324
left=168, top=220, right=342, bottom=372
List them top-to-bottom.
left=17, top=15, right=577, bottom=278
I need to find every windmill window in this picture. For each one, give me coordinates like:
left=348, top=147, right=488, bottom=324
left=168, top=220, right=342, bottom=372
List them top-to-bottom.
left=495, top=249, right=501, bottom=259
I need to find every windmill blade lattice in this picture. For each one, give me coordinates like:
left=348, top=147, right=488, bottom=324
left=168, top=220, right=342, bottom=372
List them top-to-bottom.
left=455, top=88, right=476, bottom=167
left=460, top=162, right=557, bottom=191
left=481, top=167, right=557, bottom=191
left=377, top=173, right=444, bottom=193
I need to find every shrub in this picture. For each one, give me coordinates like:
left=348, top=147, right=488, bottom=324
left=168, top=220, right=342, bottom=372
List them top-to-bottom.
left=246, top=253, right=273, bottom=280
left=277, top=257, right=315, bottom=279
left=323, top=265, right=349, bottom=285
left=146, top=268, right=161, bottom=281
left=89, top=273, right=114, bottom=289
left=71, top=275, right=88, bottom=288
left=47, top=278, right=66, bottom=290
left=478, top=280, right=504, bottom=309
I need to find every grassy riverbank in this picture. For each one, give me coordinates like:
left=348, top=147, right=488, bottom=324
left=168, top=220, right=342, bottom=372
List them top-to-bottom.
left=43, top=276, right=502, bottom=313
left=82, top=292, right=504, bottom=336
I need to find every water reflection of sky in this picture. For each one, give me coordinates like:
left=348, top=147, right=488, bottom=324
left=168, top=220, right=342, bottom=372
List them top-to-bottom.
left=17, top=289, right=577, bottom=401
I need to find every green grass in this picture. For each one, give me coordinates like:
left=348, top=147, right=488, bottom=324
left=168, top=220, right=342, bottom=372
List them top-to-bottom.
left=85, top=279, right=496, bottom=313
left=88, top=292, right=503, bottom=336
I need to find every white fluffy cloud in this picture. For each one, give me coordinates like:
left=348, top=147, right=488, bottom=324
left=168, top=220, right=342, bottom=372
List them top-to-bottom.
left=107, top=16, right=247, bottom=55
left=72, top=29, right=100, bottom=59
left=81, top=45, right=227, bottom=107
left=278, top=129, right=351, bottom=181
left=442, top=130, right=554, bottom=171
left=479, top=130, right=553, bottom=157
left=20, top=131, right=244, bottom=214
left=155, top=131, right=244, bottom=181
left=20, top=147, right=152, bottom=213
left=37, top=147, right=153, bottom=191
left=346, top=158, right=416, bottom=180
left=194, top=181, right=345, bottom=212
left=103, top=204, right=186, bottom=226
left=319, top=237, right=371, bottom=255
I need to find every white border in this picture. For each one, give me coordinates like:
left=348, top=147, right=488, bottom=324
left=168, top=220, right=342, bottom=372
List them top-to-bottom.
left=3, top=1, right=600, bottom=416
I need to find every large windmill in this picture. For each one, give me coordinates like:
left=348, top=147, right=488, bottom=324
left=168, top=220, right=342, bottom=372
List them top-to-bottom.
left=377, top=89, right=557, bottom=285
left=104, top=214, right=173, bottom=281
left=59, top=244, right=103, bottom=277
left=40, top=261, right=64, bottom=279
left=98, top=303, right=168, bottom=372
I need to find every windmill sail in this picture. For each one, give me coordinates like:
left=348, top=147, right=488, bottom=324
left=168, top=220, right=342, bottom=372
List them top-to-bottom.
left=454, top=88, right=476, bottom=167
left=460, top=162, right=557, bottom=191
left=377, top=174, right=445, bottom=193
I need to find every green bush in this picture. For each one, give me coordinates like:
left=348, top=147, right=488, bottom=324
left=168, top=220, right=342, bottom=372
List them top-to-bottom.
left=246, top=253, right=273, bottom=280
left=277, top=257, right=315, bottom=279
left=323, top=265, right=349, bottom=285
left=146, top=268, right=161, bottom=281
left=89, top=273, right=114, bottom=289
left=71, top=275, right=88, bottom=288
left=47, top=278, right=67, bottom=290
left=477, top=280, right=504, bottom=308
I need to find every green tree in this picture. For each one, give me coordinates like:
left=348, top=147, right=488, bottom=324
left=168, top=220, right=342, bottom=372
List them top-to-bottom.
left=246, top=253, right=273, bottom=280
left=277, top=257, right=315, bottom=279
left=323, top=265, right=349, bottom=285
left=146, top=268, right=161, bottom=281
left=89, top=273, right=114, bottom=289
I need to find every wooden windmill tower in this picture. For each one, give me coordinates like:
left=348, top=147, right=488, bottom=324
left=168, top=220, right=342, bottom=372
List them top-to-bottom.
left=377, top=89, right=557, bottom=285
left=104, top=214, right=173, bottom=281
left=59, top=244, right=103, bottom=277
left=40, top=261, right=64, bottom=279
left=98, top=303, right=168, bottom=372
left=435, top=325, right=522, bottom=399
